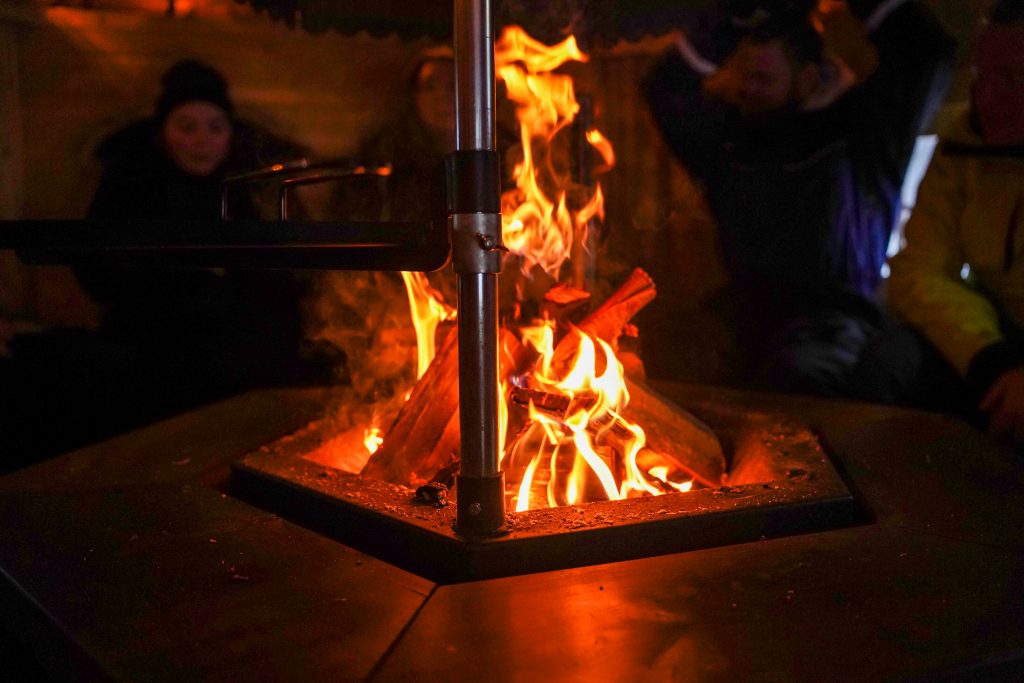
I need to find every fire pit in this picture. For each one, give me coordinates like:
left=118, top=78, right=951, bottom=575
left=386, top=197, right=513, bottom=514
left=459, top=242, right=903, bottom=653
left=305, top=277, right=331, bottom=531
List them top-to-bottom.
left=229, top=25, right=857, bottom=580
left=232, top=388, right=857, bottom=583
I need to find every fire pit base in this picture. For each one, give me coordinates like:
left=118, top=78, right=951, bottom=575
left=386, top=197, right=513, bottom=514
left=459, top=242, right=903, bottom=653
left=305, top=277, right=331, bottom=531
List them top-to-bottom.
left=232, top=393, right=859, bottom=583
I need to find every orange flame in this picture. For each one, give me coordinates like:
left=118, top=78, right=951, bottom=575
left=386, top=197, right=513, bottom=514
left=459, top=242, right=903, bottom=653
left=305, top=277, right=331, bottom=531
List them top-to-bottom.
left=495, top=26, right=613, bottom=279
left=585, top=129, right=615, bottom=171
left=401, top=272, right=457, bottom=379
left=508, top=323, right=693, bottom=511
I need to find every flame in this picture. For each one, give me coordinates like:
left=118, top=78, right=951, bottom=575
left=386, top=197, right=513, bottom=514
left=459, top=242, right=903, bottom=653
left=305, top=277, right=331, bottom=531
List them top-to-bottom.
left=495, top=26, right=614, bottom=279
left=367, top=28, right=687, bottom=514
left=585, top=129, right=616, bottom=170
left=401, top=272, right=457, bottom=379
left=507, top=323, right=694, bottom=511
left=363, top=426, right=384, bottom=455
left=648, top=466, right=694, bottom=494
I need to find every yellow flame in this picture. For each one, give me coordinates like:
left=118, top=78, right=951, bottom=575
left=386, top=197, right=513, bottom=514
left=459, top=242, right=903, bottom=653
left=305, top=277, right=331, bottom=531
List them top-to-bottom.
left=495, top=27, right=613, bottom=280
left=585, top=129, right=616, bottom=170
left=574, top=184, right=605, bottom=232
left=401, top=272, right=456, bottom=379
left=508, top=324, right=696, bottom=510
left=499, top=378, right=509, bottom=467
left=363, top=427, right=384, bottom=455
left=515, top=453, right=542, bottom=512
left=648, top=466, right=694, bottom=494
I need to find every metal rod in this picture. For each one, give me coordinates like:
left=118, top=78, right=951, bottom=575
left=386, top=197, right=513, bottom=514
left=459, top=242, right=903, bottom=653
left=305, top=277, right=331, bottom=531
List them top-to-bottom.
left=453, top=0, right=505, bottom=535
left=454, top=0, right=495, bottom=151
left=2, top=219, right=451, bottom=272
left=457, top=272, right=499, bottom=478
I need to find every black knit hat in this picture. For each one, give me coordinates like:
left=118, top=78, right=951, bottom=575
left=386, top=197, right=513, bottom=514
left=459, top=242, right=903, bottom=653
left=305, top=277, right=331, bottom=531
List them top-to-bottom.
left=155, top=59, right=234, bottom=121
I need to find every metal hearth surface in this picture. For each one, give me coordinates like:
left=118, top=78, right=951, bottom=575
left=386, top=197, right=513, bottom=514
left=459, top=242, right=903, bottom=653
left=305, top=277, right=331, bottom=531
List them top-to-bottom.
left=232, top=394, right=859, bottom=583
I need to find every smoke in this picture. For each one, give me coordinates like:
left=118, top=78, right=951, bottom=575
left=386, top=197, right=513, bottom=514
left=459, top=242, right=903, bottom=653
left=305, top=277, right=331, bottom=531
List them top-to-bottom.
left=306, top=270, right=417, bottom=418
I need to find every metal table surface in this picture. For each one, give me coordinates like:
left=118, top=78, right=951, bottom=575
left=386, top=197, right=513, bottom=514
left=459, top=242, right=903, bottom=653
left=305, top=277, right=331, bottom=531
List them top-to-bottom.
left=2, top=383, right=1023, bottom=681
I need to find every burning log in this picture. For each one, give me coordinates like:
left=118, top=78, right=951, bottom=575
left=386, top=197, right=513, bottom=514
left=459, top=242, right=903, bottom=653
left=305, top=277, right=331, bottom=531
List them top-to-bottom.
left=363, top=264, right=723, bottom=502
left=547, top=267, right=656, bottom=379
left=577, top=267, right=656, bottom=349
left=541, top=283, right=591, bottom=325
left=361, top=327, right=528, bottom=486
left=360, top=328, right=459, bottom=485
left=624, top=380, right=725, bottom=489
left=507, top=382, right=725, bottom=490
left=509, top=386, right=593, bottom=415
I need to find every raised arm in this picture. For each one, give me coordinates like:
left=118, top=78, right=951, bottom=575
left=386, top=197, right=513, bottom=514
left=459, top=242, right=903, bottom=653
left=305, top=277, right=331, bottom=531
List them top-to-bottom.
left=642, top=35, right=732, bottom=185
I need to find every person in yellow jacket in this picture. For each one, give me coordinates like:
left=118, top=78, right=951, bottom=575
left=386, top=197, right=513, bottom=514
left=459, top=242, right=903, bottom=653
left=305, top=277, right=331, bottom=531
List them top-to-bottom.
left=880, top=0, right=1024, bottom=448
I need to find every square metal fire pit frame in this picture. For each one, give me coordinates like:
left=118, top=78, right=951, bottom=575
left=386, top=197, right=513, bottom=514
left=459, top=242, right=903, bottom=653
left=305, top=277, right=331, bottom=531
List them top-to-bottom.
left=232, top=393, right=859, bottom=584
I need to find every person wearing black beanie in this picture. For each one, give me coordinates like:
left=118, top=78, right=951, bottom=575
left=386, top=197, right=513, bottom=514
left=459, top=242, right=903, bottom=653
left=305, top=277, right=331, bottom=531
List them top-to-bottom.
left=88, top=58, right=240, bottom=220
left=79, top=59, right=325, bottom=423
left=153, top=59, right=235, bottom=179
left=155, top=59, right=235, bottom=123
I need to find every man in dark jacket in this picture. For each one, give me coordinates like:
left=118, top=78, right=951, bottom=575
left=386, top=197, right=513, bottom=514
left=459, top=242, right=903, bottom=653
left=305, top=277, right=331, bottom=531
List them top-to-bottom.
left=644, top=0, right=953, bottom=395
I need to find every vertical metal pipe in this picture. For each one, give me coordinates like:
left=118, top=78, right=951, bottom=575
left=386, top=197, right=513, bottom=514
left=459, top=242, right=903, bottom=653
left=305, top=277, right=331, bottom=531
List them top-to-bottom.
left=452, top=0, right=505, bottom=535
left=454, top=0, right=495, bottom=151
left=456, top=273, right=499, bottom=479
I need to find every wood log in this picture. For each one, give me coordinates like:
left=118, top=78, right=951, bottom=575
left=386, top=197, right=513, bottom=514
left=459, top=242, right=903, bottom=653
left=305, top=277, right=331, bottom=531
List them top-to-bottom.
left=578, top=267, right=656, bottom=347
left=548, top=268, right=655, bottom=378
left=541, top=283, right=591, bottom=325
left=360, top=327, right=460, bottom=485
left=361, top=327, right=527, bottom=486
left=623, top=379, right=726, bottom=489
left=505, top=381, right=725, bottom=491
left=509, top=386, right=596, bottom=416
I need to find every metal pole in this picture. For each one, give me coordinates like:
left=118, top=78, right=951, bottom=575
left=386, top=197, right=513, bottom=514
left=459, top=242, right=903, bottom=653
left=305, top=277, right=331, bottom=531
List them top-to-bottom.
left=452, top=0, right=505, bottom=536
left=454, top=0, right=494, bottom=151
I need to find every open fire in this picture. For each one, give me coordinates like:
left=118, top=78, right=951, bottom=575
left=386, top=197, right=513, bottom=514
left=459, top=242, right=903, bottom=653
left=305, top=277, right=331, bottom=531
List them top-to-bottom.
left=230, top=18, right=857, bottom=585
left=337, top=26, right=724, bottom=512
left=508, top=320, right=694, bottom=511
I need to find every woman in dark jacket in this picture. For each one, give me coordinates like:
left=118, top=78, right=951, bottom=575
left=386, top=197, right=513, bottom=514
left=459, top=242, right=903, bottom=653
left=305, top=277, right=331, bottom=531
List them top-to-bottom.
left=84, top=60, right=321, bottom=411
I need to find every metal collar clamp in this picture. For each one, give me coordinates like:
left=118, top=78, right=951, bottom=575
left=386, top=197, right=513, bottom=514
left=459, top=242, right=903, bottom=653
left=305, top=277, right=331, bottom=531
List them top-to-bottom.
left=447, top=150, right=506, bottom=274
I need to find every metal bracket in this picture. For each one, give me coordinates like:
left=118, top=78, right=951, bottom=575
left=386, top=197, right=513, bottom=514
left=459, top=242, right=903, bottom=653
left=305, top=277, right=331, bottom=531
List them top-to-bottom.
left=451, top=213, right=503, bottom=274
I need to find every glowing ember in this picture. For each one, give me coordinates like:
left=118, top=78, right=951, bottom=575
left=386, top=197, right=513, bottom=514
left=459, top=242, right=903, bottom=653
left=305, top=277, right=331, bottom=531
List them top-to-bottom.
left=495, top=26, right=612, bottom=279
left=401, top=272, right=456, bottom=379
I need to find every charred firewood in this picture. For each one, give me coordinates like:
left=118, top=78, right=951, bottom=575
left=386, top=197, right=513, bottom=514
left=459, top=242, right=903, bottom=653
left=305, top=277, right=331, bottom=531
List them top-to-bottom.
left=547, top=267, right=656, bottom=378
left=577, top=268, right=656, bottom=349
left=541, top=283, right=591, bottom=327
left=362, top=327, right=528, bottom=487
left=624, top=380, right=726, bottom=489
left=508, top=386, right=597, bottom=416
left=414, top=459, right=460, bottom=508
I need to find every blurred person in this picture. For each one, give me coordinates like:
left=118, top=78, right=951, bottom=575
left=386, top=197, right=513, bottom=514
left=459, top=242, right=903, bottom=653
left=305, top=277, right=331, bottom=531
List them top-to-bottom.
left=644, top=0, right=953, bottom=396
left=862, top=0, right=1024, bottom=449
left=340, top=46, right=457, bottom=223
left=82, top=59, right=325, bottom=414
